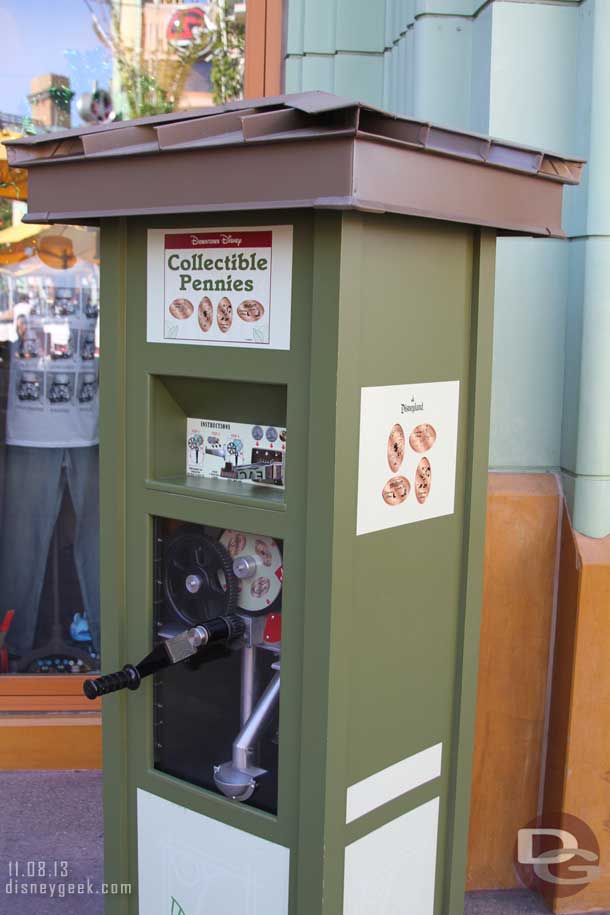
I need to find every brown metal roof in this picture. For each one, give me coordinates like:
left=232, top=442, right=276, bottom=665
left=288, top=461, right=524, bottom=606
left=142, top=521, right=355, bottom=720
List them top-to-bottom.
left=5, top=92, right=584, bottom=237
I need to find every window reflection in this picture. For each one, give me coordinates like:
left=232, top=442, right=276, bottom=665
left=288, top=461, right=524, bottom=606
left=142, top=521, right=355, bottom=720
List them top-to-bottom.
left=0, top=0, right=246, bottom=677
left=0, top=227, right=100, bottom=673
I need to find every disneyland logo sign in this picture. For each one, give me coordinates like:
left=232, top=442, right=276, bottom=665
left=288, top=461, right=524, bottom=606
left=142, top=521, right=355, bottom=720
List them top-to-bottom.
left=401, top=395, right=424, bottom=414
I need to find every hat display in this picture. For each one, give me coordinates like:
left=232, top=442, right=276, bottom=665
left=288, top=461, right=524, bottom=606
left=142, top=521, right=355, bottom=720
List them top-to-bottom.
left=37, top=235, right=77, bottom=270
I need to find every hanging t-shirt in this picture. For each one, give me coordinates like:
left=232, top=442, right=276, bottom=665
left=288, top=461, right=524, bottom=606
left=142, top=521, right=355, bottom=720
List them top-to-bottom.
left=5, top=255, right=100, bottom=448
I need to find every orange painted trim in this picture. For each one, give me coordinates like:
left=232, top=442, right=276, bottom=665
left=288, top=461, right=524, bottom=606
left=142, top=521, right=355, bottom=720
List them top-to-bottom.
left=244, top=0, right=284, bottom=98
left=244, top=0, right=267, bottom=98
left=264, top=0, right=284, bottom=96
left=467, top=472, right=561, bottom=890
left=541, top=519, right=610, bottom=913
left=0, top=674, right=101, bottom=711
left=0, top=674, right=94, bottom=696
left=0, top=676, right=101, bottom=768
left=0, top=696, right=97, bottom=712
left=0, top=714, right=102, bottom=770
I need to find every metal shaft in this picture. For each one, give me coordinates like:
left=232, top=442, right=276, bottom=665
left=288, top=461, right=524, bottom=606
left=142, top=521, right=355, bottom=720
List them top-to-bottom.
left=240, top=645, right=258, bottom=726
left=233, top=672, right=280, bottom=771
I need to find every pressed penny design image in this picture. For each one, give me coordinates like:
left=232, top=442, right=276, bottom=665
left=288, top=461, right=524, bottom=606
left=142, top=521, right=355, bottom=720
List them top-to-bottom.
left=198, top=296, right=213, bottom=332
left=217, top=297, right=233, bottom=333
left=168, top=298, right=193, bottom=320
left=237, top=299, right=265, bottom=322
left=387, top=423, right=405, bottom=473
left=409, top=423, right=437, bottom=453
left=415, top=457, right=432, bottom=504
left=382, top=476, right=410, bottom=506
left=226, top=531, right=247, bottom=557
left=255, top=538, right=273, bottom=567
left=251, top=577, right=271, bottom=599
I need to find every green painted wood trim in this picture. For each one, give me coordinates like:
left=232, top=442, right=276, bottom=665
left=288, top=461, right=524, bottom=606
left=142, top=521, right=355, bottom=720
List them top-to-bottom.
left=97, top=206, right=497, bottom=915
left=97, top=209, right=319, bottom=912
left=293, top=210, right=344, bottom=915
left=318, top=210, right=366, bottom=915
left=293, top=211, right=494, bottom=914
left=99, top=218, right=131, bottom=915
left=443, top=229, right=496, bottom=915
left=143, top=478, right=287, bottom=512
left=141, top=488, right=289, bottom=540
left=345, top=778, right=442, bottom=846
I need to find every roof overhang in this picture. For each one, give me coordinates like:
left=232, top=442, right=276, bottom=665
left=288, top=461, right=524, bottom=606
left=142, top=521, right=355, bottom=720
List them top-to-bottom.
left=5, top=92, right=584, bottom=238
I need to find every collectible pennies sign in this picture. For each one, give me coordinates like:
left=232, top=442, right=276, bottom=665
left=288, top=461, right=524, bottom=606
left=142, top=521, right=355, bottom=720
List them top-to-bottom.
left=147, top=225, right=293, bottom=349
left=356, top=381, right=460, bottom=535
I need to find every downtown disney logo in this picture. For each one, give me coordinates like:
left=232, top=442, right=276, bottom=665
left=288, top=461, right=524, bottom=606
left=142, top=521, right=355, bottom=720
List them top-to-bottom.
left=189, top=233, right=245, bottom=247
left=515, top=813, right=601, bottom=898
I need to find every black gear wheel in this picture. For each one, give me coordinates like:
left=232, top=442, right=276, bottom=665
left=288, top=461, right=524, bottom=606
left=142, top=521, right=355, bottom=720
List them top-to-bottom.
left=163, top=528, right=238, bottom=627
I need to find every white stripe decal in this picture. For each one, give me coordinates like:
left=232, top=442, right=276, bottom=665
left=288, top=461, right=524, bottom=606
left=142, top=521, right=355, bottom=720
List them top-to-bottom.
left=346, top=742, right=443, bottom=824
left=344, top=798, right=440, bottom=915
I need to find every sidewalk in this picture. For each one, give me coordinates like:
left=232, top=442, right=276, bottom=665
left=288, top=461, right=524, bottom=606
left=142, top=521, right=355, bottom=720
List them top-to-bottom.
left=0, top=770, right=104, bottom=915
left=1, top=770, right=607, bottom=915
left=466, top=890, right=554, bottom=914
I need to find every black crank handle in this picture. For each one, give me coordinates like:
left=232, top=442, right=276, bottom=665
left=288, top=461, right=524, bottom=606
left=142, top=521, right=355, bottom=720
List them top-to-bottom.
left=83, top=614, right=245, bottom=701
left=83, top=665, right=140, bottom=700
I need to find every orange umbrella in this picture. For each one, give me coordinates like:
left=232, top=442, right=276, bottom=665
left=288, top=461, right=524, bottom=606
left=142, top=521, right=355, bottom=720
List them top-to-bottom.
left=0, top=130, right=28, bottom=201
left=0, top=205, right=44, bottom=265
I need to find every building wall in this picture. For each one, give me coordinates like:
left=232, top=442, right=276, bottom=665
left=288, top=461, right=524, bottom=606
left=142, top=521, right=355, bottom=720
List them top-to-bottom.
left=284, top=0, right=609, bottom=537
left=280, top=1, right=610, bottom=904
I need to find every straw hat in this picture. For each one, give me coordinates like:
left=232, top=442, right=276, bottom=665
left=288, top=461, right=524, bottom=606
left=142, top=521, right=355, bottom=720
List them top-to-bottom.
left=37, top=235, right=76, bottom=269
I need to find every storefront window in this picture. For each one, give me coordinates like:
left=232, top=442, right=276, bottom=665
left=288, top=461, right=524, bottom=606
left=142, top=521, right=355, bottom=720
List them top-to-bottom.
left=0, top=0, right=246, bottom=677
left=0, top=227, right=100, bottom=673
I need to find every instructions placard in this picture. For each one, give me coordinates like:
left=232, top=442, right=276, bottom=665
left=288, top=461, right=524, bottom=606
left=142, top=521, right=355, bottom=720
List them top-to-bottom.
left=147, top=225, right=293, bottom=349
left=356, top=381, right=460, bottom=535
left=187, top=417, right=286, bottom=488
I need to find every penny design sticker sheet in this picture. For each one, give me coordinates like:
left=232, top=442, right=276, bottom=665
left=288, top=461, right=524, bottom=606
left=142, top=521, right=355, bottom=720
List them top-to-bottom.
left=147, top=225, right=293, bottom=350
left=356, top=381, right=460, bottom=535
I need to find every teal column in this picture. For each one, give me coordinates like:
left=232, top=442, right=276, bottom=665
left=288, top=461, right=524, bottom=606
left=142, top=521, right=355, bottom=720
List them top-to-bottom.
left=284, top=0, right=387, bottom=104
left=485, top=0, right=579, bottom=476
left=560, top=0, right=610, bottom=536
left=284, top=1, right=481, bottom=114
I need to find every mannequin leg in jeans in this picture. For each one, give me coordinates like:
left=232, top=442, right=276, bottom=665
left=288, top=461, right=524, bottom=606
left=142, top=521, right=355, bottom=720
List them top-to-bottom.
left=0, top=446, right=64, bottom=658
left=64, top=446, right=100, bottom=657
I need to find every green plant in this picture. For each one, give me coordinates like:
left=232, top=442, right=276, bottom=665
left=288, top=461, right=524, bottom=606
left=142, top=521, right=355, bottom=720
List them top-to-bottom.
left=86, top=0, right=244, bottom=119
left=208, top=0, right=245, bottom=105
left=120, top=68, right=174, bottom=119
left=29, top=86, right=75, bottom=112
left=0, top=199, right=12, bottom=230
